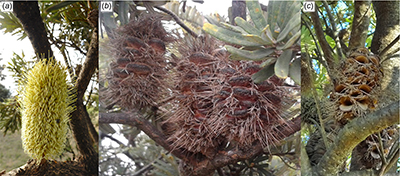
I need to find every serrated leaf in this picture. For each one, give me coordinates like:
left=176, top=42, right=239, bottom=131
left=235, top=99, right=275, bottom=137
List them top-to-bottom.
left=246, top=0, right=267, bottom=30
left=45, top=1, right=77, bottom=13
left=267, top=1, right=284, bottom=37
left=280, top=1, right=300, bottom=30
left=188, top=6, right=197, bottom=21
left=277, top=11, right=301, bottom=43
left=234, top=17, right=261, bottom=35
left=221, top=22, right=248, bottom=34
left=203, top=23, right=262, bottom=47
left=260, top=25, right=276, bottom=45
left=276, top=30, right=300, bottom=50
left=243, top=34, right=269, bottom=45
left=226, top=45, right=274, bottom=61
left=274, top=49, right=293, bottom=79
left=260, top=57, right=277, bottom=67
left=289, top=57, right=301, bottom=85
left=252, top=63, right=275, bottom=83
left=99, top=123, right=116, bottom=134
left=254, top=155, right=270, bottom=163
left=154, top=159, right=176, bottom=174
left=258, top=167, right=274, bottom=176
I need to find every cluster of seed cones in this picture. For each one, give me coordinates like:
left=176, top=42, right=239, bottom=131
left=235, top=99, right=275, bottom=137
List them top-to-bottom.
left=104, top=14, right=173, bottom=109
left=164, top=36, right=291, bottom=158
left=332, top=47, right=383, bottom=125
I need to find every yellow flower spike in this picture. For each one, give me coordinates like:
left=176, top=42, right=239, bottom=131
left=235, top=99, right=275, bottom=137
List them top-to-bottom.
left=18, top=59, right=74, bottom=161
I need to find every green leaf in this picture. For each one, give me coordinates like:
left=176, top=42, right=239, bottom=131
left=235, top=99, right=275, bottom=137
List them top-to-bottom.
left=246, top=0, right=267, bottom=30
left=45, top=1, right=77, bottom=13
left=267, top=1, right=284, bottom=37
left=280, top=1, right=301, bottom=31
left=277, top=11, right=301, bottom=43
left=0, top=12, right=27, bottom=40
left=204, top=15, right=222, bottom=26
left=234, top=17, right=261, bottom=35
left=221, top=22, right=248, bottom=34
left=203, top=23, right=262, bottom=47
left=260, top=25, right=276, bottom=45
left=276, top=30, right=300, bottom=50
left=243, top=34, right=270, bottom=45
left=226, top=45, right=275, bottom=61
left=274, top=49, right=293, bottom=79
left=260, top=57, right=277, bottom=68
left=289, top=57, right=301, bottom=85
left=252, top=63, right=275, bottom=83
left=254, top=155, right=270, bottom=163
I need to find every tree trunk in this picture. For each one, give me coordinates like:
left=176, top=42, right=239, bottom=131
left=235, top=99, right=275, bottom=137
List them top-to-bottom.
left=230, top=0, right=246, bottom=25
left=348, top=0, right=371, bottom=50
left=13, top=1, right=54, bottom=60
left=350, top=1, right=400, bottom=172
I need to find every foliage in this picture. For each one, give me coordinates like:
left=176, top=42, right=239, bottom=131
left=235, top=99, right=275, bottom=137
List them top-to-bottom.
left=203, top=0, right=301, bottom=84
left=0, top=12, right=26, bottom=40
left=0, top=52, right=30, bottom=135
left=0, top=84, right=10, bottom=102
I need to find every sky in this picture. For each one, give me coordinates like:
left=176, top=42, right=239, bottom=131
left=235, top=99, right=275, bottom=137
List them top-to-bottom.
left=186, top=0, right=269, bottom=17
left=0, top=32, right=34, bottom=95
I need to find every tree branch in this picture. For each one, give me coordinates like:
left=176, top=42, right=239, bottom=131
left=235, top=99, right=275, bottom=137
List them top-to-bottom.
left=321, top=0, right=344, bottom=58
left=348, top=0, right=371, bottom=50
left=13, top=1, right=54, bottom=60
left=371, top=1, right=400, bottom=55
left=154, top=6, right=198, bottom=38
left=310, top=9, right=336, bottom=81
left=69, top=26, right=99, bottom=175
left=315, top=101, right=400, bottom=175
left=99, top=112, right=190, bottom=162
left=100, top=112, right=301, bottom=175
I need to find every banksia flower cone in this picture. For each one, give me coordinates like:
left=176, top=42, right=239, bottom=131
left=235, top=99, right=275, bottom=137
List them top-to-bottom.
left=19, top=59, right=73, bottom=160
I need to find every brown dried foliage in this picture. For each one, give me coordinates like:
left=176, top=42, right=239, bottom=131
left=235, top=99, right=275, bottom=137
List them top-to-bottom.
left=103, top=14, right=174, bottom=109
left=164, top=36, right=293, bottom=158
left=332, top=47, right=383, bottom=125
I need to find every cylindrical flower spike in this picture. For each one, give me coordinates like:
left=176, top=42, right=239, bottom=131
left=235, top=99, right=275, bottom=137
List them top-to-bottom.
left=19, top=59, right=74, bottom=161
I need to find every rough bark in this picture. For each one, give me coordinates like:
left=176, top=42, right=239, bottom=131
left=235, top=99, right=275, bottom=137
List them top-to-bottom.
left=231, top=0, right=246, bottom=25
left=348, top=0, right=371, bottom=50
left=13, top=1, right=54, bottom=60
left=371, top=1, right=400, bottom=56
left=349, top=2, right=400, bottom=172
left=310, top=10, right=337, bottom=82
left=69, top=27, right=99, bottom=175
left=314, top=101, right=399, bottom=175
left=99, top=112, right=301, bottom=176
left=99, top=112, right=189, bottom=162
left=7, top=159, right=87, bottom=176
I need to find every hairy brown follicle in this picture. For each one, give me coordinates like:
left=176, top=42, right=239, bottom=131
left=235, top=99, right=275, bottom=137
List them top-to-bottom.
left=103, top=13, right=174, bottom=110
left=164, top=35, right=292, bottom=158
